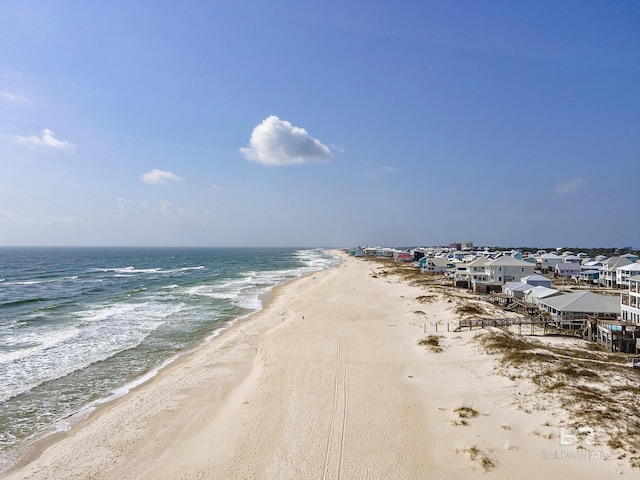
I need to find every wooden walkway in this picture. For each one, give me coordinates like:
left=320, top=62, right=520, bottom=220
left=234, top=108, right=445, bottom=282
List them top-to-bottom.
left=455, top=316, right=552, bottom=335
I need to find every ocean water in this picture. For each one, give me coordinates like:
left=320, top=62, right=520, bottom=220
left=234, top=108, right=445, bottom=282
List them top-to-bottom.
left=0, top=247, right=341, bottom=470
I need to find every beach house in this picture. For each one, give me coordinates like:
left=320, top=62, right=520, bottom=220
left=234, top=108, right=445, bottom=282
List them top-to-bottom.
left=394, top=251, right=413, bottom=262
left=538, top=253, right=563, bottom=273
left=470, top=256, right=535, bottom=293
left=599, top=256, right=632, bottom=288
left=419, top=257, right=449, bottom=273
left=555, top=262, right=581, bottom=278
left=615, top=263, right=640, bottom=289
left=502, top=274, right=553, bottom=299
left=520, top=274, right=553, bottom=288
left=621, top=275, right=640, bottom=326
left=502, top=282, right=535, bottom=299
left=524, top=286, right=562, bottom=307
left=537, top=290, right=620, bottom=324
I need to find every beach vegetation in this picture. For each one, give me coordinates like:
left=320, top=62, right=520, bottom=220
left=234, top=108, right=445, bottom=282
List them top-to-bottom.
left=416, top=295, right=437, bottom=304
left=454, top=302, right=488, bottom=317
left=478, top=330, right=640, bottom=469
left=418, top=335, right=443, bottom=352
left=455, top=406, right=479, bottom=419
left=608, top=437, right=625, bottom=449
left=461, top=445, right=496, bottom=471
left=481, top=455, right=496, bottom=471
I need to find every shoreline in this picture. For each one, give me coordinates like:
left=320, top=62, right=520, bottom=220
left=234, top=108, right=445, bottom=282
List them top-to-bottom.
left=0, top=250, right=344, bottom=476
left=2, top=253, right=634, bottom=479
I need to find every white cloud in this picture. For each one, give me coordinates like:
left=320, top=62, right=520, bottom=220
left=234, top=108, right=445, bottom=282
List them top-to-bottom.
left=1, top=91, right=30, bottom=104
left=240, top=115, right=333, bottom=166
left=14, top=129, right=75, bottom=150
left=367, top=165, right=397, bottom=177
left=140, top=169, right=183, bottom=185
left=555, top=177, right=585, bottom=196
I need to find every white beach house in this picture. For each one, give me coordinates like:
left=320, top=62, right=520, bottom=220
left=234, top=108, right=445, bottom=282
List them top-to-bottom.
left=538, top=253, right=563, bottom=273
left=453, top=256, right=490, bottom=288
left=471, top=256, right=535, bottom=293
left=599, top=256, right=633, bottom=288
left=419, top=257, right=449, bottom=273
left=615, top=263, right=640, bottom=289
left=621, top=275, right=640, bottom=326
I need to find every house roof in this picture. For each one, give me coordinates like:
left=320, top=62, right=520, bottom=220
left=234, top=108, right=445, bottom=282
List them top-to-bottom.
left=487, top=256, right=533, bottom=267
left=602, top=256, right=632, bottom=268
left=421, top=257, right=449, bottom=267
left=466, top=257, right=491, bottom=267
left=584, top=261, right=603, bottom=267
left=556, top=262, right=580, bottom=269
left=614, top=263, right=640, bottom=272
left=521, top=273, right=550, bottom=282
left=504, top=282, right=534, bottom=293
left=527, top=286, right=561, bottom=299
left=539, top=291, right=620, bottom=315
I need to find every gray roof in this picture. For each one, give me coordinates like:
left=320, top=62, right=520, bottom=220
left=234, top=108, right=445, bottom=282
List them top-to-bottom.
left=466, top=256, right=491, bottom=267
left=487, top=256, right=534, bottom=267
left=602, top=256, right=632, bottom=268
left=615, top=263, right=640, bottom=272
left=521, top=274, right=551, bottom=282
left=504, top=282, right=534, bottom=293
left=527, top=286, right=561, bottom=299
left=539, top=291, right=620, bottom=315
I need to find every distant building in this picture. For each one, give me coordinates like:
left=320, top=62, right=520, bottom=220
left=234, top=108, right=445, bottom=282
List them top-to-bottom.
left=449, top=241, right=473, bottom=251
left=394, top=251, right=412, bottom=262
left=538, top=253, right=563, bottom=273
left=599, top=256, right=633, bottom=288
left=419, top=257, right=449, bottom=273
left=470, top=257, right=535, bottom=293
left=555, top=262, right=581, bottom=278
left=616, top=263, right=640, bottom=289
left=520, top=274, right=553, bottom=288
left=621, top=275, right=640, bottom=326
left=525, top=286, right=562, bottom=307
left=537, top=290, right=620, bottom=321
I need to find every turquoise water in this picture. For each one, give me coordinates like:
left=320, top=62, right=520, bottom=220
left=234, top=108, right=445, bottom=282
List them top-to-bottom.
left=0, top=247, right=341, bottom=470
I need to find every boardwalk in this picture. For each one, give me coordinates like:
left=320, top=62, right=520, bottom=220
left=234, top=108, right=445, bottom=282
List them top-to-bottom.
left=455, top=316, right=552, bottom=335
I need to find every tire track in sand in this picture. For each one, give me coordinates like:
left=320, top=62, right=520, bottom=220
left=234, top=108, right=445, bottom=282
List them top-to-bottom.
left=322, top=295, right=350, bottom=480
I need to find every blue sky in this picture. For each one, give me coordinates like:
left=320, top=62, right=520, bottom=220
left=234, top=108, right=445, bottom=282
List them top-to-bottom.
left=1, top=1, right=638, bottom=248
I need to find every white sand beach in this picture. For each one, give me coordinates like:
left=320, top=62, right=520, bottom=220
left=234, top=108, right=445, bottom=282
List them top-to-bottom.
left=2, top=252, right=634, bottom=479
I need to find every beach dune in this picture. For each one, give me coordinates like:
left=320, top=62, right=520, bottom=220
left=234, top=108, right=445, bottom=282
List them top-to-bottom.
left=2, top=253, right=630, bottom=479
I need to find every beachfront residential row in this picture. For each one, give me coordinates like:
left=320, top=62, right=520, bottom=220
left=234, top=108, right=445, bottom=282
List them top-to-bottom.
left=349, top=247, right=640, bottom=333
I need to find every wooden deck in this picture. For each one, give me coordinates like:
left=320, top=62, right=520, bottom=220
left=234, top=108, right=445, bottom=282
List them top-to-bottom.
left=455, top=316, right=552, bottom=334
